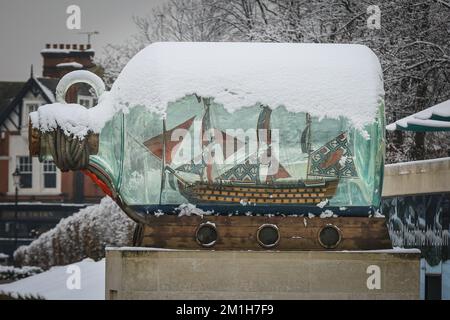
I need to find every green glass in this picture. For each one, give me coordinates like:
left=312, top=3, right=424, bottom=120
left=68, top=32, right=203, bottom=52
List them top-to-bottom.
left=90, top=94, right=385, bottom=215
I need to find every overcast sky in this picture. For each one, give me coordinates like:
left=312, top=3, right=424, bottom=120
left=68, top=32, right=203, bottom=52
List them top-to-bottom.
left=0, top=0, right=163, bottom=81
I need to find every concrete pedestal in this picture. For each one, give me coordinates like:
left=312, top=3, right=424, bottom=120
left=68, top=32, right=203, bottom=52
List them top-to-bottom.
left=105, top=248, right=420, bottom=300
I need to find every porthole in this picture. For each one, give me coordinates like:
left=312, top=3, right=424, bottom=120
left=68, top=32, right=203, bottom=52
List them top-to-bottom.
left=196, top=222, right=218, bottom=247
left=257, top=224, right=280, bottom=248
left=318, top=224, right=342, bottom=249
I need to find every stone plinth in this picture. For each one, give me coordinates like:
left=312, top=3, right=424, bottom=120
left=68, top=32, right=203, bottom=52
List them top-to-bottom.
left=105, top=248, right=420, bottom=300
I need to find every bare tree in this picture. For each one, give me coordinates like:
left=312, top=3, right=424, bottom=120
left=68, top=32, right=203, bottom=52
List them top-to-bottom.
left=98, top=0, right=450, bottom=162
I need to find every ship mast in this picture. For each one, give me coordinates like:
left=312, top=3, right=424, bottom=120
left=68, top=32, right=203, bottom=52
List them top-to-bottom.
left=201, top=98, right=214, bottom=184
left=256, top=106, right=272, bottom=184
left=305, top=113, right=312, bottom=179
left=159, top=119, right=167, bottom=205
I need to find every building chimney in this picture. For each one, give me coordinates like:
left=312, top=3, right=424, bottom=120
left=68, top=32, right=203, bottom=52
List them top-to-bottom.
left=41, top=43, right=96, bottom=79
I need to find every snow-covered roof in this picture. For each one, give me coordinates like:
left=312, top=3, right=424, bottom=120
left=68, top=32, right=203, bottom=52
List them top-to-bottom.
left=31, top=42, right=385, bottom=139
left=111, top=42, right=384, bottom=129
left=41, top=48, right=95, bottom=54
left=56, top=62, right=83, bottom=69
left=34, top=77, right=56, bottom=102
left=387, top=99, right=450, bottom=131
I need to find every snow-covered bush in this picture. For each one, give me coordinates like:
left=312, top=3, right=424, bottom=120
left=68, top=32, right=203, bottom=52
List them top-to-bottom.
left=14, top=197, right=135, bottom=269
left=0, top=266, right=43, bottom=281
left=0, top=292, right=45, bottom=300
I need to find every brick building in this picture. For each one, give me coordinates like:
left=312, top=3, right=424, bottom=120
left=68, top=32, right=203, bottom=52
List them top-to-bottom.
left=0, top=44, right=105, bottom=259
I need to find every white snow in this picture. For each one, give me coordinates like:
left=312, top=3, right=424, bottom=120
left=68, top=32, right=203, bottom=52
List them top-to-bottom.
left=31, top=42, right=384, bottom=139
left=41, top=48, right=95, bottom=54
left=40, top=49, right=71, bottom=54
left=56, top=62, right=83, bottom=69
left=387, top=98, right=450, bottom=130
left=414, top=98, right=450, bottom=118
left=30, top=103, right=96, bottom=138
left=385, top=156, right=450, bottom=168
left=14, top=197, right=134, bottom=269
left=316, top=199, right=329, bottom=208
left=175, top=203, right=213, bottom=217
left=320, top=210, right=334, bottom=218
left=373, top=210, right=385, bottom=218
left=339, top=247, right=421, bottom=254
left=0, top=253, right=8, bottom=259
left=0, top=258, right=105, bottom=300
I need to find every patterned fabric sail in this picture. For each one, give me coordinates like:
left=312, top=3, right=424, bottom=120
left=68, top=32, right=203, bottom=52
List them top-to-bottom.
left=143, top=116, right=195, bottom=164
left=308, top=132, right=357, bottom=178
left=177, top=160, right=205, bottom=176
left=219, top=161, right=258, bottom=182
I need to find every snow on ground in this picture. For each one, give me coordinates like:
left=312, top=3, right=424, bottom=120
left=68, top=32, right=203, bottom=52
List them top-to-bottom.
left=31, top=42, right=384, bottom=139
left=0, top=258, right=105, bottom=300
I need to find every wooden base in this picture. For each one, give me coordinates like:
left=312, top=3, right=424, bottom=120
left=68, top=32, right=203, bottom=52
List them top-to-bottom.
left=133, top=216, right=392, bottom=251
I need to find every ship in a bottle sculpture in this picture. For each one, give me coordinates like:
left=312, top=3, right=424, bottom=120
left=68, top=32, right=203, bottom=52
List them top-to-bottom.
left=29, top=42, right=391, bottom=250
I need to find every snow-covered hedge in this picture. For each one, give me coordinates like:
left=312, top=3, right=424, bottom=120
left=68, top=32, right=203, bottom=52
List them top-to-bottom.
left=14, top=197, right=135, bottom=269
left=0, top=266, right=43, bottom=281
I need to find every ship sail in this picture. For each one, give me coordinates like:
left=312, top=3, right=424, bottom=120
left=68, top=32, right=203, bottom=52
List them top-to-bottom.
left=159, top=97, right=246, bottom=183
left=218, top=105, right=290, bottom=183
left=166, top=106, right=341, bottom=206
left=143, top=116, right=196, bottom=165
left=308, top=131, right=358, bottom=178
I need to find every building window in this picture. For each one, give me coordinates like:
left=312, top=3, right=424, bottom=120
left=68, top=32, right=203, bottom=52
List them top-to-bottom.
left=77, top=95, right=95, bottom=108
left=78, top=99, right=91, bottom=108
left=23, top=102, right=42, bottom=132
left=27, top=103, right=39, bottom=114
left=17, top=156, right=32, bottom=188
left=43, top=160, right=57, bottom=188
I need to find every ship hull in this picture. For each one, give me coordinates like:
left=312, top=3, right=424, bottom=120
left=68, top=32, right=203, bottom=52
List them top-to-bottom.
left=178, top=179, right=339, bottom=206
left=132, top=215, right=392, bottom=251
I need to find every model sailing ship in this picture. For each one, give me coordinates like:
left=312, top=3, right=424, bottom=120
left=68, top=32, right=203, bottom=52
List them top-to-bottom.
left=144, top=97, right=358, bottom=207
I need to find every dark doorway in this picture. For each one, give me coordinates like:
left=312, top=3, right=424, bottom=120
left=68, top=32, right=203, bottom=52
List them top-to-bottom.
left=73, top=171, right=85, bottom=203
left=425, top=274, right=442, bottom=300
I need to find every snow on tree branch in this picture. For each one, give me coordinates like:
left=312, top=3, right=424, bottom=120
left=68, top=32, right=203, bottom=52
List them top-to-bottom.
left=14, top=197, right=135, bottom=269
